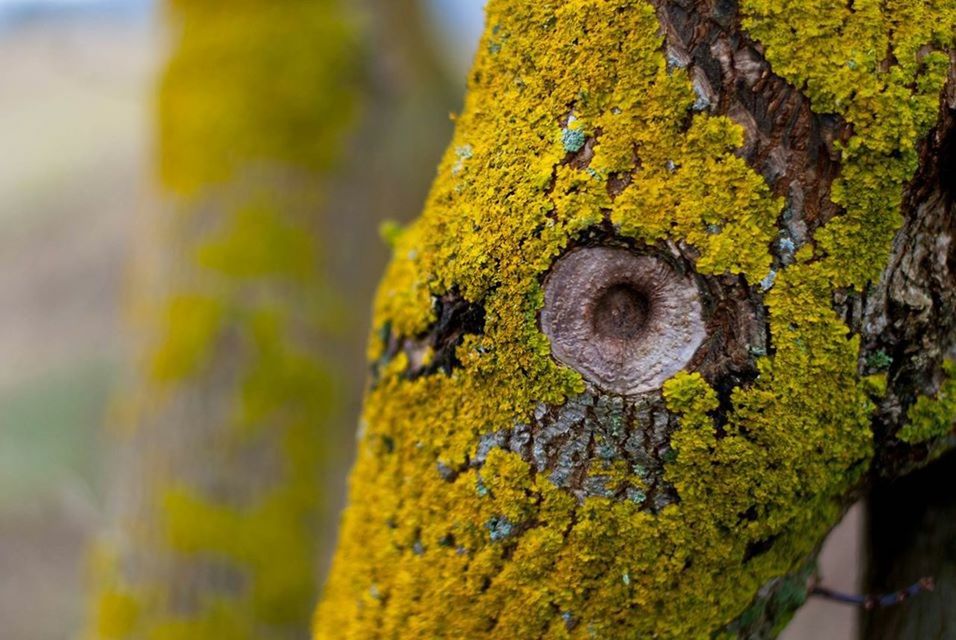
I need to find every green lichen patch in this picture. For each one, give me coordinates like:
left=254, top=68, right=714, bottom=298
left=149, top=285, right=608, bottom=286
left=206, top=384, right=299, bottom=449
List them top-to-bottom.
left=898, top=360, right=956, bottom=444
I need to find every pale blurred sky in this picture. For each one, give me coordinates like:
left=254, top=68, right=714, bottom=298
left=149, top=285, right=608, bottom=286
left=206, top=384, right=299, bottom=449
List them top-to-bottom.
left=0, top=0, right=150, bottom=31
left=0, top=0, right=488, bottom=59
left=426, top=0, right=485, bottom=74
left=427, top=0, right=485, bottom=45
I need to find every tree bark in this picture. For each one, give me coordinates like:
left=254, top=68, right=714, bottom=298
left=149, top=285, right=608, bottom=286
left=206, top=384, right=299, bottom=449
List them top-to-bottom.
left=84, top=0, right=467, bottom=633
left=84, top=1, right=463, bottom=637
left=316, top=1, right=954, bottom=638
left=85, top=3, right=365, bottom=638
left=858, top=51, right=956, bottom=640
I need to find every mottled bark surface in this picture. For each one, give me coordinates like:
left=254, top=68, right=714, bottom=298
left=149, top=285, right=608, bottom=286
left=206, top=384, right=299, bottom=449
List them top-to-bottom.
left=316, top=1, right=954, bottom=638
left=658, top=4, right=956, bottom=634
left=863, top=66, right=956, bottom=477
left=860, top=68, right=956, bottom=640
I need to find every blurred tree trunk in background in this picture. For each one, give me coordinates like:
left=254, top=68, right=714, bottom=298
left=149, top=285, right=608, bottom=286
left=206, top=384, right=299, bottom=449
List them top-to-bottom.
left=84, top=1, right=458, bottom=638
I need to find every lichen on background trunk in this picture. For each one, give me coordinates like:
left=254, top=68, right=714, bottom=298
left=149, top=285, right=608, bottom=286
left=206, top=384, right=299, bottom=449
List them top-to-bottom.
left=315, top=1, right=954, bottom=638
left=85, top=2, right=363, bottom=638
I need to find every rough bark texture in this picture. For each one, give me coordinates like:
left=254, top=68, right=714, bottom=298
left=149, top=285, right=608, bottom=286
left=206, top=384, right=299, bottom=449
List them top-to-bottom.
left=316, top=0, right=460, bottom=578
left=316, top=1, right=953, bottom=638
left=863, top=65, right=956, bottom=477
left=860, top=70, right=956, bottom=640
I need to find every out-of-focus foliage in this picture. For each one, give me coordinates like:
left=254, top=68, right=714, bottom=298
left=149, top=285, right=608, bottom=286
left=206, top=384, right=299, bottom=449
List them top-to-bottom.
left=0, top=1, right=463, bottom=638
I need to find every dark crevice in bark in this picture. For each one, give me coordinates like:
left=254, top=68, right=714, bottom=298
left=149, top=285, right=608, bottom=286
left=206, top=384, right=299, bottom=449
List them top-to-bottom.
left=650, top=0, right=850, bottom=246
left=371, top=289, right=486, bottom=383
left=710, top=366, right=760, bottom=438
left=743, top=534, right=779, bottom=563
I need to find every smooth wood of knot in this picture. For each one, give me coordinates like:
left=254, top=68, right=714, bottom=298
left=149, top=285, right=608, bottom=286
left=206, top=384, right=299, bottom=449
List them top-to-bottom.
left=540, top=246, right=707, bottom=395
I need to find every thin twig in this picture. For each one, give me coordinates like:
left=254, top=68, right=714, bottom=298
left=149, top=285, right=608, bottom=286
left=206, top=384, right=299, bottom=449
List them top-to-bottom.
left=809, top=576, right=935, bottom=609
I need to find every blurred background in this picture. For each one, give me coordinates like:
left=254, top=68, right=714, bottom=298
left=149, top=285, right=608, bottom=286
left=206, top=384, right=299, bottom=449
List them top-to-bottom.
left=0, top=1, right=859, bottom=637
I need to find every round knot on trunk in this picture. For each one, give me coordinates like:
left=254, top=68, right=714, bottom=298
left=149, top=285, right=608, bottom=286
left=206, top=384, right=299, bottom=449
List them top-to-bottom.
left=540, top=246, right=707, bottom=395
left=592, top=283, right=651, bottom=340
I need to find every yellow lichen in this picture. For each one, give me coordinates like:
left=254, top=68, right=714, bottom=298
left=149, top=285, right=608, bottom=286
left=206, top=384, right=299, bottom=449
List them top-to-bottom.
left=87, top=0, right=361, bottom=638
left=316, top=0, right=950, bottom=637
left=742, top=0, right=955, bottom=288
left=158, top=1, right=361, bottom=195
left=615, top=116, right=780, bottom=278
left=194, top=202, right=318, bottom=282
left=149, top=294, right=224, bottom=383
left=898, top=360, right=956, bottom=445
left=92, top=587, right=141, bottom=638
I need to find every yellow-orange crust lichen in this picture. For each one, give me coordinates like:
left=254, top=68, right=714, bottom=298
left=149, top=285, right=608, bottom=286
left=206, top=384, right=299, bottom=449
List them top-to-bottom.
left=316, top=1, right=953, bottom=638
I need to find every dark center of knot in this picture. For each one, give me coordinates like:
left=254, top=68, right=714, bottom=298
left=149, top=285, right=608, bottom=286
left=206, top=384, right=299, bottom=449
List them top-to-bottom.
left=591, top=283, right=650, bottom=340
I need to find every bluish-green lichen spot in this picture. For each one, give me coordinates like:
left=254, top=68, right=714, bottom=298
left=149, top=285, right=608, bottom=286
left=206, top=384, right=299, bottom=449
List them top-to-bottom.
left=562, top=128, right=587, bottom=154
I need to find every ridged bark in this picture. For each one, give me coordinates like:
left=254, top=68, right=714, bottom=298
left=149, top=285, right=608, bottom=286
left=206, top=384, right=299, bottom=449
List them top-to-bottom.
left=316, top=1, right=954, bottom=638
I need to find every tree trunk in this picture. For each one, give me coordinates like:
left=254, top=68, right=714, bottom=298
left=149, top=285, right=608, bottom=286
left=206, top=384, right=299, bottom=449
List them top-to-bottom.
left=83, top=0, right=463, bottom=637
left=315, top=1, right=954, bottom=638
left=84, top=2, right=365, bottom=638
left=859, top=40, right=956, bottom=640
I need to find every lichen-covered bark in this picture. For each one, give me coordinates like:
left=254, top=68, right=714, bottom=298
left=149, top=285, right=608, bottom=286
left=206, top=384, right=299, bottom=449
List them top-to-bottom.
left=316, top=1, right=954, bottom=638
left=85, top=2, right=362, bottom=638
left=861, top=65, right=956, bottom=640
